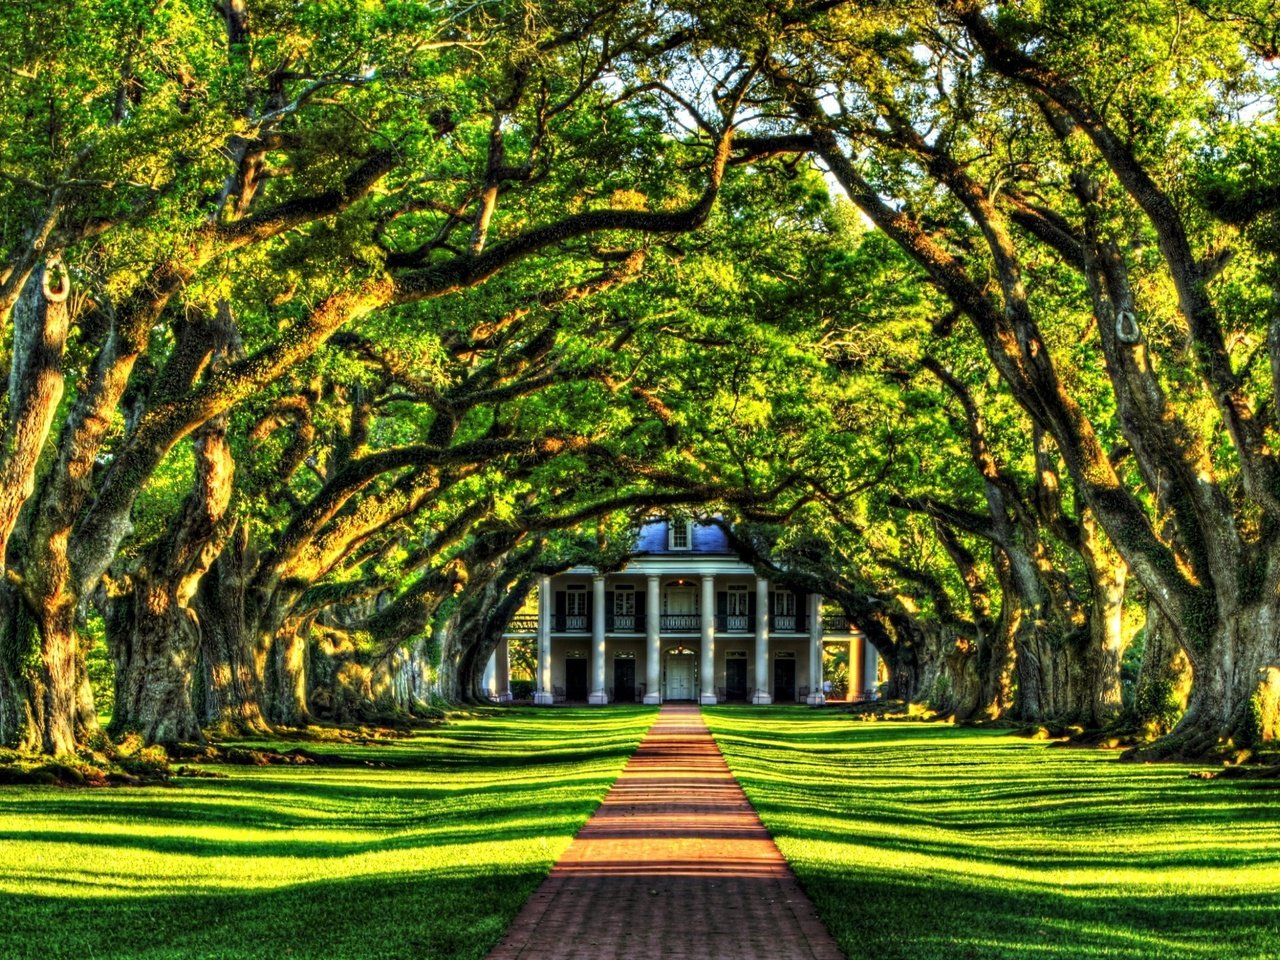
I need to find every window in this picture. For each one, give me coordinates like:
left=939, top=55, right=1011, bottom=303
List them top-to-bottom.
left=669, top=520, right=691, bottom=550
left=566, top=585, right=587, bottom=630
left=612, top=585, right=636, bottom=631
left=726, top=585, right=749, bottom=632
left=772, top=591, right=796, bottom=631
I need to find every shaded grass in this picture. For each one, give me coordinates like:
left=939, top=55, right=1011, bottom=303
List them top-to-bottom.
left=0, top=707, right=656, bottom=960
left=703, top=707, right=1280, bottom=960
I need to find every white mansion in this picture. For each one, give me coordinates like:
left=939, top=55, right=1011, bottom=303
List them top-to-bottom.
left=489, top=517, right=880, bottom=705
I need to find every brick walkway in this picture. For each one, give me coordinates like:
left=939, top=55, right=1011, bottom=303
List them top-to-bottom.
left=487, top=704, right=844, bottom=960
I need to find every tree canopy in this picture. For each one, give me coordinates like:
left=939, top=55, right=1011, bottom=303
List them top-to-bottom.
left=1, top=0, right=1276, bottom=761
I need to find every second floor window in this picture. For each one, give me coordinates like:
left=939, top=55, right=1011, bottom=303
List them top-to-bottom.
left=669, top=521, right=690, bottom=550
left=566, top=588, right=587, bottom=618
left=614, top=589, right=635, bottom=616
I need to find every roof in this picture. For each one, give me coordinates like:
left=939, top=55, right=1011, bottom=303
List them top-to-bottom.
left=632, top=518, right=734, bottom=556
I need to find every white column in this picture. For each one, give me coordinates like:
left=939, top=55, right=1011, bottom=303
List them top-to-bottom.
left=589, top=574, right=608, bottom=704
left=700, top=574, right=717, bottom=705
left=644, top=575, right=662, bottom=704
left=534, top=576, right=553, bottom=705
left=753, top=577, right=772, bottom=704
left=807, top=593, right=825, bottom=705
left=849, top=633, right=864, bottom=702
left=494, top=635, right=512, bottom=703
left=863, top=636, right=880, bottom=699
left=483, top=651, right=496, bottom=700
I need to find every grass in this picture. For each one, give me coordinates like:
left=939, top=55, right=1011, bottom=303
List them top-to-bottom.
left=703, top=706, right=1280, bottom=960
left=0, top=707, right=656, bottom=960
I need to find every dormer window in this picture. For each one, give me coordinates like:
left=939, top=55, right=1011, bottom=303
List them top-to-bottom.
left=669, top=520, right=691, bottom=550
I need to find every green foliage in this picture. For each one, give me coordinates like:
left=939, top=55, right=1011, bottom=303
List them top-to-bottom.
left=82, top=613, right=114, bottom=723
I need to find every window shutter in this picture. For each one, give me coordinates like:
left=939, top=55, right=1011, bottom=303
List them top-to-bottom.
left=554, top=591, right=566, bottom=619
left=606, top=591, right=615, bottom=617
left=716, top=591, right=728, bottom=616
left=748, top=591, right=758, bottom=618
left=635, top=592, right=646, bottom=619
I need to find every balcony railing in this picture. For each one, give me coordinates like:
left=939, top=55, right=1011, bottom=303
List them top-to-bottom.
left=538, top=612, right=827, bottom=635
left=659, top=614, right=701, bottom=632
left=770, top=614, right=808, bottom=633
left=507, top=615, right=539, bottom=633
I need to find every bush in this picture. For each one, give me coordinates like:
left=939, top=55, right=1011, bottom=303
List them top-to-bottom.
left=509, top=679, right=535, bottom=700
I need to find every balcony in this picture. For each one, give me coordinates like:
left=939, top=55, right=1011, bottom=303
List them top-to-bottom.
left=537, top=612, right=826, bottom=635
left=659, top=614, right=701, bottom=632
left=770, top=614, right=808, bottom=634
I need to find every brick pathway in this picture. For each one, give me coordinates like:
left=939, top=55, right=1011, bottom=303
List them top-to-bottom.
left=487, top=703, right=844, bottom=960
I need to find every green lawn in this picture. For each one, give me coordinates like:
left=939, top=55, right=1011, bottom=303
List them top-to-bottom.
left=0, top=707, right=656, bottom=960
left=703, top=707, right=1280, bottom=960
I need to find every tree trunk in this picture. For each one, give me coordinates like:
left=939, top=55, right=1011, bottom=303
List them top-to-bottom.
left=0, top=262, right=70, bottom=559
left=0, top=263, right=81, bottom=753
left=105, top=338, right=237, bottom=745
left=195, top=533, right=271, bottom=735
left=1083, top=545, right=1127, bottom=726
left=108, top=583, right=203, bottom=743
left=0, top=590, right=83, bottom=754
left=1165, top=596, right=1280, bottom=756
left=1130, top=602, right=1191, bottom=738
left=269, top=619, right=312, bottom=726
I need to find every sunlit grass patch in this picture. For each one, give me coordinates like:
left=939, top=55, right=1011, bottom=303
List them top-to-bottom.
left=0, top=707, right=656, bottom=960
left=703, top=707, right=1280, bottom=960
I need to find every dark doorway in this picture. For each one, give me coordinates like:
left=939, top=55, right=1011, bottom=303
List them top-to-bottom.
left=725, top=658, right=747, bottom=701
left=774, top=658, right=796, bottom=702
left=566, top=659, right=589, bottom=701
left=613, top=659, right=636, bottom=703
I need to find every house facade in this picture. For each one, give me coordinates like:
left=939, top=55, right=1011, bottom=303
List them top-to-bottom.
left=494, top=518, right=880, bottom=705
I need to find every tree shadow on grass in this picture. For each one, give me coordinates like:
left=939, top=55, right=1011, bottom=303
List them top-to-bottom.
left=0, top=709, right=659, bottom=960
left=705, top=711, right=1280, bottom=960
left=800, top=863, right=1280, bottom=960
left=0, top=869, right=546, bottom=960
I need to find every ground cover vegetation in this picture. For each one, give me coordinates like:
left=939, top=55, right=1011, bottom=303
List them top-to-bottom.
left=0, top=0, right=1277, bottom=769
left=0, top=706, right=655, bottom=960
left=705, top=707, right=1280, bottom=960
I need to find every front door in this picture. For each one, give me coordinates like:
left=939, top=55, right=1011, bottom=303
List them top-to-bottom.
left=666, top=655, right=695, bottom=700
left=725, top=658, right=747, bottom=701
left=774, top=658, right=796, bottom=702
left=565, top=659, right=589, bottom=701
left=614, top=659, right=636, bottom=703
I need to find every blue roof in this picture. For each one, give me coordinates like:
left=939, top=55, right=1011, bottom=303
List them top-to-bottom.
left=633, top=518, right=733, bottom=555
